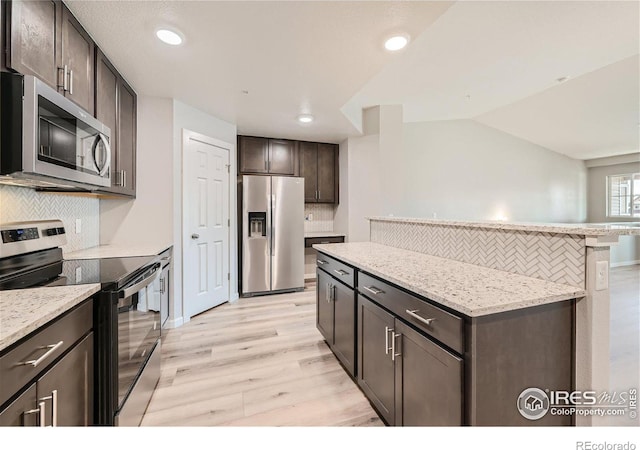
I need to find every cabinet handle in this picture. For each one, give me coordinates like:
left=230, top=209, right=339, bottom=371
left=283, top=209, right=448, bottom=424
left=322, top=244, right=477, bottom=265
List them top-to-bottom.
left=58, top=65, right=68, bottom=91
left=68, top=69, right=73, bottom=95
left=121, top=170, right=126, bottom=188
left=316, top=259, right=328, bottom=265
left=333, top=269, right=348, bottom=276
left=160, top=278, right=165, bottom=294
left=325, top=282, right=331, bottom=303
left=363, top=286, right=384, bottom=296
left=405, top=309, right=436, bottom=326
left=384, top=326, right=393, bottom=355
left=391, top=332, right=401, bottom=361
left=18, top=341, right=63, bottom=367
left=39, top=390, right=58, bottom=427
left=23, top=403, right=46, bottom=427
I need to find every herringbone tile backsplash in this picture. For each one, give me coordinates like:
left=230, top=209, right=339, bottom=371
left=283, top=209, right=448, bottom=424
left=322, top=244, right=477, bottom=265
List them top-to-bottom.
left=0, top=185, right=99, bottom=253
left=304, top=204, right=335, bottom=233
left=370, top=220, right=586, bottom=288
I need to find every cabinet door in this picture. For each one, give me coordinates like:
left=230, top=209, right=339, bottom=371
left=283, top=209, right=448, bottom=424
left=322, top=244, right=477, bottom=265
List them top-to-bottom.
left=7, top=0, right=61, bottom=89
left=60, top=4, right=94, bottom=112
left=95, top=48, right=118, bottom=184
left=115, top=79, right=137, bottom=196
left=238, top=136, right=268, bottom=174
left=268, top=139, right=296, bottom=175
left=300, top=142, right=318, bottom=202
left=316, top=144, right=336, bottom=203
left=316, top=270, right=334, bottom=343
left=332, top=280, right=355, bottom=377
left=357, top=295, right=395, bottom=425
left=394, top=320, right=462, bottom=426
left=37, top=333, right=93, bottom=426
left=0, top=384, right=39, bottom=426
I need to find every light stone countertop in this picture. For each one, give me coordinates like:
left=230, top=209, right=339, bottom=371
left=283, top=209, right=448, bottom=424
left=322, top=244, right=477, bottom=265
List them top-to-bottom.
left=367, top=216, right=640, bottom=237
left=304, top=232, right=346, bottom=238
left=313, top=242, right=585, bottom=317
left=64, top=243, right=172, bottom=259
left=0, top=284, right=101, bottom=352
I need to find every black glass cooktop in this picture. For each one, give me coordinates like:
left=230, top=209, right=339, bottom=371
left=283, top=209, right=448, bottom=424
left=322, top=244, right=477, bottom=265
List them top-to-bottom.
left=0, top=247, right=155, bottom=291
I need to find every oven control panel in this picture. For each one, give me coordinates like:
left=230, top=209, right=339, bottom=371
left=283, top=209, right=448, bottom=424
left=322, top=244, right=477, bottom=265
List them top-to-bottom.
left=0, top=220, right=67, bottom=259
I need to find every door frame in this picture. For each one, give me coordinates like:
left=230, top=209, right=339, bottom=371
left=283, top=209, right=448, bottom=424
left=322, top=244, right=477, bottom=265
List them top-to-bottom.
left=181, top=129, right=233, bottom=322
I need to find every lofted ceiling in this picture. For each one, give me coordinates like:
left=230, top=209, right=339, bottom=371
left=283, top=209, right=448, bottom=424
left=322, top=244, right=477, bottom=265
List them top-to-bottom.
left=66, top=1, right=639, bottom=159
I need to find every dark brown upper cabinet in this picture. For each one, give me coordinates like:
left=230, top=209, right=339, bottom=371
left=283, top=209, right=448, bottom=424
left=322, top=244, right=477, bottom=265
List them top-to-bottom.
left=6, top=0, right=61, bottom=89
left=6, top=1, right=95, bottom=113
left=59, top=3, right=94, bottom=112
left=95, top=48, right=137, bottom=197
left=238, top=136, right=298, bottom=176
left=300, top=141, right=338, bottom=204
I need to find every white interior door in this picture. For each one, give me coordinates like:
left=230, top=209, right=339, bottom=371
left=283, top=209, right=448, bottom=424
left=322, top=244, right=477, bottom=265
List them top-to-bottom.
left=183, top=130, right=230, bottom=318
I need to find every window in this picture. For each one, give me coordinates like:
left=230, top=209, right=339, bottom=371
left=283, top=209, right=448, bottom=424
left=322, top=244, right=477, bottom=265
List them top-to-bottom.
left=607, top=173, right=640, bottom=218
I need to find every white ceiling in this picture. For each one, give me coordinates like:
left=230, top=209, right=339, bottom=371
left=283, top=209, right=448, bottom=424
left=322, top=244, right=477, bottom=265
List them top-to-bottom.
left=66, top=1, right=639, bottom=159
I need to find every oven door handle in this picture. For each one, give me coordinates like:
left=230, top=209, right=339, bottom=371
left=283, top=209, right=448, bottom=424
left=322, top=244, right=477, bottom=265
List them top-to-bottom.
left=118, top=263, right=161, bottom=299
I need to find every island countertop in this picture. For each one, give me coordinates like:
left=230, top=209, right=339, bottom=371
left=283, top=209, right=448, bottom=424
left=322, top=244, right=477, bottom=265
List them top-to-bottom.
left=367, top=216, right=640, bottom=237
left=313, top=242, right=585, bottom=317
left=0, top=284, right=101, bottom=352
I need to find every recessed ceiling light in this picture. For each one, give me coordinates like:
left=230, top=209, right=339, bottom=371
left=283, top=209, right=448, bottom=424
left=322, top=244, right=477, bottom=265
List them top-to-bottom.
left=156, top=29, right=183, bottom=46
left=384, top=35, right=409, bottom=51
left=556, top=76, right=570, bottom=83
left=298, top=114, right=314, bottom=124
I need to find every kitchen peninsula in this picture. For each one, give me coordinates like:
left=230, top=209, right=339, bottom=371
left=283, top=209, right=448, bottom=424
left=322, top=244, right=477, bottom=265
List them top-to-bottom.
left=315, top=217, right=640, bottom=426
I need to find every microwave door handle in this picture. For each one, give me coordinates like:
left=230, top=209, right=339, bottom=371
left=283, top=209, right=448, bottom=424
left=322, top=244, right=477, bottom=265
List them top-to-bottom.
left=93, top=134, right=111, bottom=177
left=118, top=263, right=161, bottom=298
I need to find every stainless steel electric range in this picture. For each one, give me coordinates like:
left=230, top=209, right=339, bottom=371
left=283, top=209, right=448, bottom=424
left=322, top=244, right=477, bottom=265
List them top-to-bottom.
left=0, top=220, right=162, bottom=426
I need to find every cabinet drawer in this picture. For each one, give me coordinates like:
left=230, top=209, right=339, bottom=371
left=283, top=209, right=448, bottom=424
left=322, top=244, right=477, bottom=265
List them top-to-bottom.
left=305, top=236, right=344, bottom=248
left=316, top=252, right=354, bottom=288
left=358, top=272, right=463, bottom=354
left=0, top=300, right=93, bottom=408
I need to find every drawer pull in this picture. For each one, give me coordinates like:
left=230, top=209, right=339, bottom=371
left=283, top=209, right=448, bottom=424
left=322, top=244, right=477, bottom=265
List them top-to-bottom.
left=320, top=241, right=331, bottom=244
left=317, top=259, right=328, bottom=265
left=333, top=269, right=348, bottom=276
left=363, top=286, right=384, bottom=295
left=406, top=309, right=435, bottom=326
left=18, top=341, right=64, bottom=367
left=23, top=402, right=46, bottom=427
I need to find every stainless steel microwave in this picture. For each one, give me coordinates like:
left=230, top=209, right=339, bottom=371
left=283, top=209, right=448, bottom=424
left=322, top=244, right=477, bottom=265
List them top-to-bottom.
left=0, top=72, right=111, bottom=189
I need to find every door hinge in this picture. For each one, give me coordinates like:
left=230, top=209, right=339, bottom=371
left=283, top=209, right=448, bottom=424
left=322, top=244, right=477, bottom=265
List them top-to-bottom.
left=226, top=164, right=231, bottom=173
left=228, top=218, right=230, bottom=227
left=227, top=273, right=230, bottom=281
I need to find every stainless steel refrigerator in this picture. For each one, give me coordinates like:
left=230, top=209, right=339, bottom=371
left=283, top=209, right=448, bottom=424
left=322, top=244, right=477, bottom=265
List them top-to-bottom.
left=242, top=175, right=304, bottom=296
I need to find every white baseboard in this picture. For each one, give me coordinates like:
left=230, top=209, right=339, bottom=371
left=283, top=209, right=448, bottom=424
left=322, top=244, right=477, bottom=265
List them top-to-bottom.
left=610, top=260, right=640, bottom=268
left=230, top=292, right=239, bottom=303
left=165, top=317, right=184, bottom=329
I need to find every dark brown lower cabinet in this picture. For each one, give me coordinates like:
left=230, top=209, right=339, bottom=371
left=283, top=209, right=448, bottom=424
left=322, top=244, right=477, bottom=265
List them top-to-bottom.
left=316, top=268, right=356, bottom=377
left=357, top=295, right=463, bottom=426
left=357, top=295, right=396, bottom=424
left=394, top=320, right=462, bottom=426
left=0, top=332, right=93, bottom=427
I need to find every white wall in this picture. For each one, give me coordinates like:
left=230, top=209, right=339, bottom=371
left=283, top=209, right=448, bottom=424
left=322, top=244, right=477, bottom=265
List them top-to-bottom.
left=100, top=96, right=174, bottom=247
left=172, top=101, right=237, bottom=326
left=402, top=119, right=588, bottom=222
left=586, top=160, right=640, bottom=265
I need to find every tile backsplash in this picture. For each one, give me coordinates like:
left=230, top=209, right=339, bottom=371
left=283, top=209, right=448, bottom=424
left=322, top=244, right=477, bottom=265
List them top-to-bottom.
left=0, top=185, right=99, bottom=253
left=304, top=203, right=335, bottom=233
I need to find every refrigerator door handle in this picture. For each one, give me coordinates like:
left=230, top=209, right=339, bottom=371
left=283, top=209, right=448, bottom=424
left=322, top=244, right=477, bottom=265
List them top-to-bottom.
left=271, top=194, right=276, bottom=255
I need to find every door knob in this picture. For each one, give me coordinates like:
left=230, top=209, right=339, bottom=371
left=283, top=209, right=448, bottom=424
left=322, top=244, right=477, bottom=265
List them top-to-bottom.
left=191, top=234, right=200, bottom=239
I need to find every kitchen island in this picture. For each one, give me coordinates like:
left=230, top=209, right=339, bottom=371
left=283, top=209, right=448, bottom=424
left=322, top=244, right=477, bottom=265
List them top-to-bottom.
left=315, top=217, right=639, bottom=426
left=314, top=242, right=581, bottom=426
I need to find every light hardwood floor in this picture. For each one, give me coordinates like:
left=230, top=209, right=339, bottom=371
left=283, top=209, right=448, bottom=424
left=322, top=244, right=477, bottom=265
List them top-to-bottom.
left=609, top=264, right=640, bottom=426
left=142, top=266, right=639, bottom=427
left=141, top=282, right=383, bottom=426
